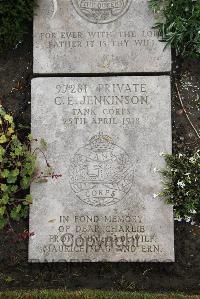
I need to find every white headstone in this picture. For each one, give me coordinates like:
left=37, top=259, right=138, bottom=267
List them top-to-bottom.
left=33, top=0, right=171, bottom=73
left=29, top=76, right=174, bottom=262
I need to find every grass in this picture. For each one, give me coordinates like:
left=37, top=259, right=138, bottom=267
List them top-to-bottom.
left=0, top=290, right=199, bottom=299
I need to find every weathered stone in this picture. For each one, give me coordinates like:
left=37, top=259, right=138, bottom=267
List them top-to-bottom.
left=33, top=0, right=171, bottom=74
left=29, top=76, right=174, bottom=262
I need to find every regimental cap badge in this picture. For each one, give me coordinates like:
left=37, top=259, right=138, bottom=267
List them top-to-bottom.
left=72, top=0, right=131, bottom=24
left=69, top=134, right=134, bottom=207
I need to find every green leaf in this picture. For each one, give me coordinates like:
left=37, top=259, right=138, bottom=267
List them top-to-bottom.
left=0, top=105, right=6, bottom=117
left=0, top=105, right=39, bottom=228
left=4, top=114, right=13, bottom=124
left=28, top=133, right=33, bottom=141
left=0, top=135, right=7, bottom=144
left=0, top=145, right=5, bottom=162
left=14, top=145, right=23, bottom=156
left=7, top=168, right=20, bottom=183
left=1, top=169, right=9, bottom=178
left=20, top=176, right=31, bottom=189
left=0, top=184, right=8, bottom=192
left=11, top=185, right=18, bottom=193
left=0, top=194, right=9, bottom=205
left=25, top=194, right=32, bottom=204
left=10, top=205, right=21, bottom=221
left=0, top=206, right=6, bottom=216
left=20, top=206, right=28, bottom=218
left=0, top=216, right=7, bottom=230
left=4, top=276, right=15, bottom=283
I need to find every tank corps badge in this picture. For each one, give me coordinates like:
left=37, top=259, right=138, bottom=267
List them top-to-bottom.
left=72, top=0, right=131, bottom=24
left=69, top=133, right=134, bottom=207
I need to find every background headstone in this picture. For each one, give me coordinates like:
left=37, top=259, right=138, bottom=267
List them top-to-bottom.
left=33, top=0, right=171, bottom=73
left=29, top=76, right=174, bottom=262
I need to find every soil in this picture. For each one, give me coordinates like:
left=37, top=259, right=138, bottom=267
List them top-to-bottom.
left=0, top=29, right=200, bottom=293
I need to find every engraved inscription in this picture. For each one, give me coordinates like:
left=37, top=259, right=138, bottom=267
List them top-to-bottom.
left=72, top=0, right=131, bottom=24
left=30, top=77, right=174, bottom=262
left=69, top=133, right=134, bottom=206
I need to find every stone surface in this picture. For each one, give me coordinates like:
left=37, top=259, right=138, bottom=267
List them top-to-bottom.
left=33, top=0, right=171, bottom=74
left=29, top=76, right=174, bottom=262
